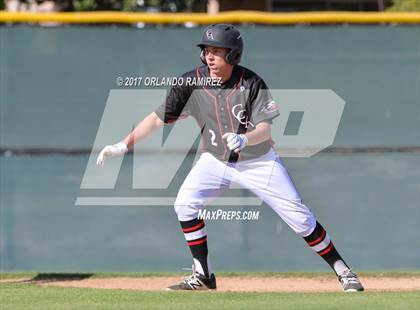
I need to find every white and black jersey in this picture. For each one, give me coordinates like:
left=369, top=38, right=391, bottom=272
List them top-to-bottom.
left=155, top=65, right=280, bottom=162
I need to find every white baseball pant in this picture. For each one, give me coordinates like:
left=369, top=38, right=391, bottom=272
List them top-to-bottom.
left=174, top=148, right=317, bottom=237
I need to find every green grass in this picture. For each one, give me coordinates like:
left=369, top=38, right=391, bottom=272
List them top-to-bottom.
left=1, top=271, right=419, bottom=309
left=1, top=282, right=419, bottom=310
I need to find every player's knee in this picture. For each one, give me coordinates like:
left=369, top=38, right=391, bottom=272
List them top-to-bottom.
left=174, top=196, right=202, bottom=221
left=173, top=197, right=186, bottom=215
left=295, top=216, right=317, bottom=237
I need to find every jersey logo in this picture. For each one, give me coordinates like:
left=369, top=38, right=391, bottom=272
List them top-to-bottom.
left=206, top=30, right=214, bottom=40
left=240, top=86, right=245, bottom=92
left=262, top=100, right=278, bottom=113
left=232, top=103, right=254, bottom=128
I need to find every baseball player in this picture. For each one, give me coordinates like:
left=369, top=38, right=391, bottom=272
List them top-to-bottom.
left=97, top=24, right=364, bottom=292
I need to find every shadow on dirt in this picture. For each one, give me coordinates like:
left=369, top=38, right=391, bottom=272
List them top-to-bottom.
left=28, top=273, right=94, bottom=283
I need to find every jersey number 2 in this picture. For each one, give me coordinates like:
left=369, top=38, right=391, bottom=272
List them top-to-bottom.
left=208, top=129, right=218, bottom=146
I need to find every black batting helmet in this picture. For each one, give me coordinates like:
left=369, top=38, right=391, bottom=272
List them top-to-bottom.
left=197, top=24, right=243, bottom=65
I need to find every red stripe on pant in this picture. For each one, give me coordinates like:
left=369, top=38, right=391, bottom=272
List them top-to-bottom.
left=182, top=221, right=204, bottom=233
left=308, top=229, right=326, bottom=246
left=187, top=237, right=207, bottom=246
left=318, top=242, right=333, bottom=256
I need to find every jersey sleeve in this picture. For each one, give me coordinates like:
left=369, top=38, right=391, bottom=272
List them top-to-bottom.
left=154, top=79, right=193, bottom=124
left=249, top=79, right=280, bottom=126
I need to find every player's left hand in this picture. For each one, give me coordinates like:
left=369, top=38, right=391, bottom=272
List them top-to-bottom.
left=222, top=133, right=248, bottom=153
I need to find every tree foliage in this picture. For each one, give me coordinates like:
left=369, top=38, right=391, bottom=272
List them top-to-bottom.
left=72, top=0, right=201, bottom=12
left=387, top=0, right=420, bottom=11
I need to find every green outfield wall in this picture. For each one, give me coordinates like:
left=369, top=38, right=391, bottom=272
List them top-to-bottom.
left=0, top=25, right=419, bottom=271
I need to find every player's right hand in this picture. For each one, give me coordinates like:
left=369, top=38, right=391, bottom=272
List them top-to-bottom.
left=222, top=133, right=248, bottom=153
left=96, top=142, right=128, bottom=166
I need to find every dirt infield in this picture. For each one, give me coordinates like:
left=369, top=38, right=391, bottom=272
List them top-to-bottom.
left=29, top=276, right=420, bottom=292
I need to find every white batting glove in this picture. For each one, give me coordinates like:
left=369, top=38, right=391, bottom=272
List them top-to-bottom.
left=222, top=133, right=248, bottom=153
left=96, top=142, right=128, bottom=166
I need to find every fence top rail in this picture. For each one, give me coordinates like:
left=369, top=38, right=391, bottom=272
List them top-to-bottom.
left=0, top=10, right=420, bottom=24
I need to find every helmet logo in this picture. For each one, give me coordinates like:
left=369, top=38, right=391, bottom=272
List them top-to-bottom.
left=206, top=29, right=214, bottom=40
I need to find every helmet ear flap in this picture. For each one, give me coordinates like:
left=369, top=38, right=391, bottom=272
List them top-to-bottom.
left=225, top=48, right=241, bottom=65
left=200, top=49, right=206, bottom=64
left=225, top=50, right=233, bottom=65
left=225, top=51, right=230, bottom=64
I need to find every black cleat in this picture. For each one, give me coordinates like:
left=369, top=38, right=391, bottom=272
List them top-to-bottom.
left=166, top=266, right=216, bottom=291
left=338, top=270, right=364, bottom=292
